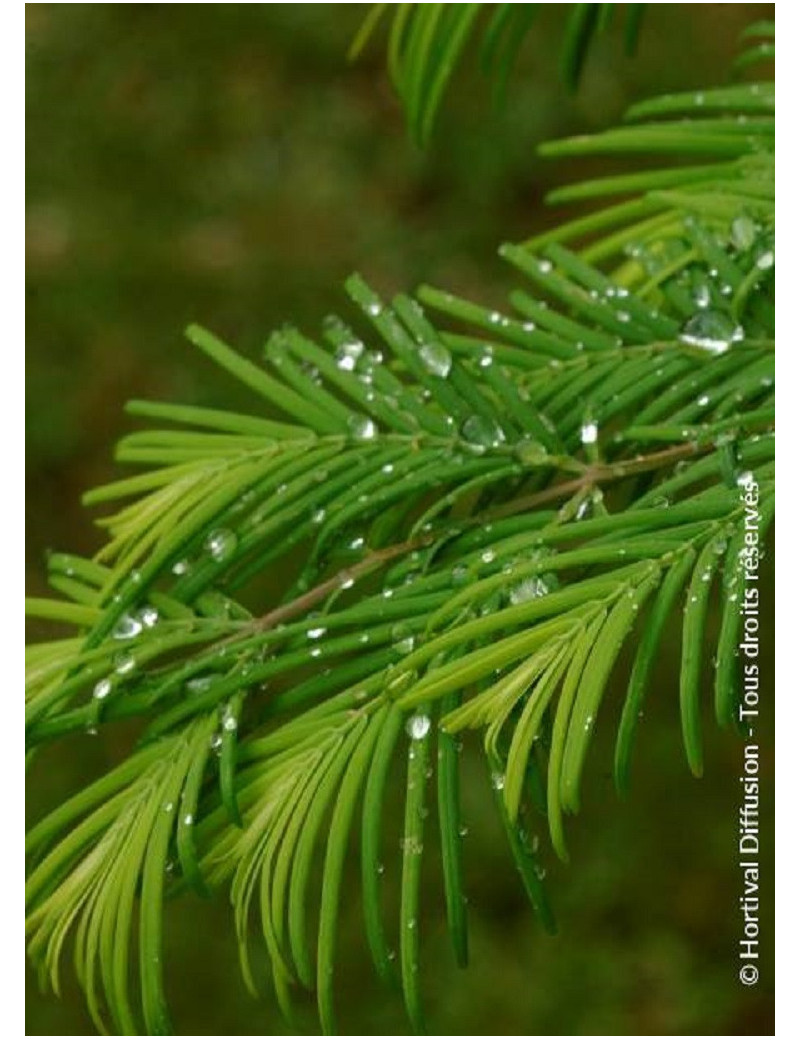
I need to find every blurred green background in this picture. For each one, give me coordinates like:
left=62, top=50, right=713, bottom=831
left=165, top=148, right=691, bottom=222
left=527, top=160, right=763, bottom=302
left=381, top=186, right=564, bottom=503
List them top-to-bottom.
left=27, top=4, right=774, bottom=1035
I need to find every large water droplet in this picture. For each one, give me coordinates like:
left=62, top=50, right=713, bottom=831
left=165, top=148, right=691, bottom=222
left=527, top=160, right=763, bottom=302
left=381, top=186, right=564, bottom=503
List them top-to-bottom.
left=731, top=215, right=756, bottom=251
left=680, top=310, right=744, bottom=354
left=419, top=341, right=452, bottom=379
left=348, top=414, right=377, bottom=440
left=461, top=415, right=505, bottom=451
left=113, top=613, right=142, bottom=640
left=406, top=714, right=431, bottom=740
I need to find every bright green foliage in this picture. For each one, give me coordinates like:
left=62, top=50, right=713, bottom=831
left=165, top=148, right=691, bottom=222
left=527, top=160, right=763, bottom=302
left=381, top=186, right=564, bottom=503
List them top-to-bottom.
left=351, top=2, right=647, bottom=144
left=26, top=13, right=774, bottom=1036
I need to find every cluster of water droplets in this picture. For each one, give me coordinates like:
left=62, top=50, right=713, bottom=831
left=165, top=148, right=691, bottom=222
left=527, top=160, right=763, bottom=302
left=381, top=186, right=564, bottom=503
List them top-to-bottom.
left=335, top=338, right=365, bottom=373
left=205, top=528, right=238, bottom=563
left=112, top=603, right=159, bottom=640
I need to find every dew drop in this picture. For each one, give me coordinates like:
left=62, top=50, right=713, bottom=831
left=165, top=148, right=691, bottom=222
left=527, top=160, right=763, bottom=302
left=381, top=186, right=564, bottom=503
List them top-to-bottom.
left=731, top=215, right=756, bottom=251
left=692, top=281, right=711, bottom=310
left=679, top=310, right=744, bottom=354
left=336, top=340, right=364, bottom=372
left=419, top=341, right=452, bottom=378
left=348, top=414, right=377, bottom=440
left=461, top=414, right=505, bottom=450
left=515, top=438, right=548, bottom=466
left=205, top=528, right=237, bottom=563
left=451, top=564, right=469, bottom=586
left=509, top=576, right=550, bottom=605
left=113, top=613, right=142, bottom=640
left=114, top=653, right=136, bottom=676
left=187, top=675, right=214, bottom=694
left=93, top=677, right=112, bottom=700
left=406, top=714, right=431, bottom=740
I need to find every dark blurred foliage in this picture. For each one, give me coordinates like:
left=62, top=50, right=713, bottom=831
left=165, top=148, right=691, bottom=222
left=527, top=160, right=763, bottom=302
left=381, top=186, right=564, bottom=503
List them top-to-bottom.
left=26, top=4, right=774, bottom=1034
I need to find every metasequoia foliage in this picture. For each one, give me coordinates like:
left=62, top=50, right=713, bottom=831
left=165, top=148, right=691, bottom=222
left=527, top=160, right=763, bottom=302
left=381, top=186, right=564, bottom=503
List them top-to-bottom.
left=26, top=9, right=774, bottom=1035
